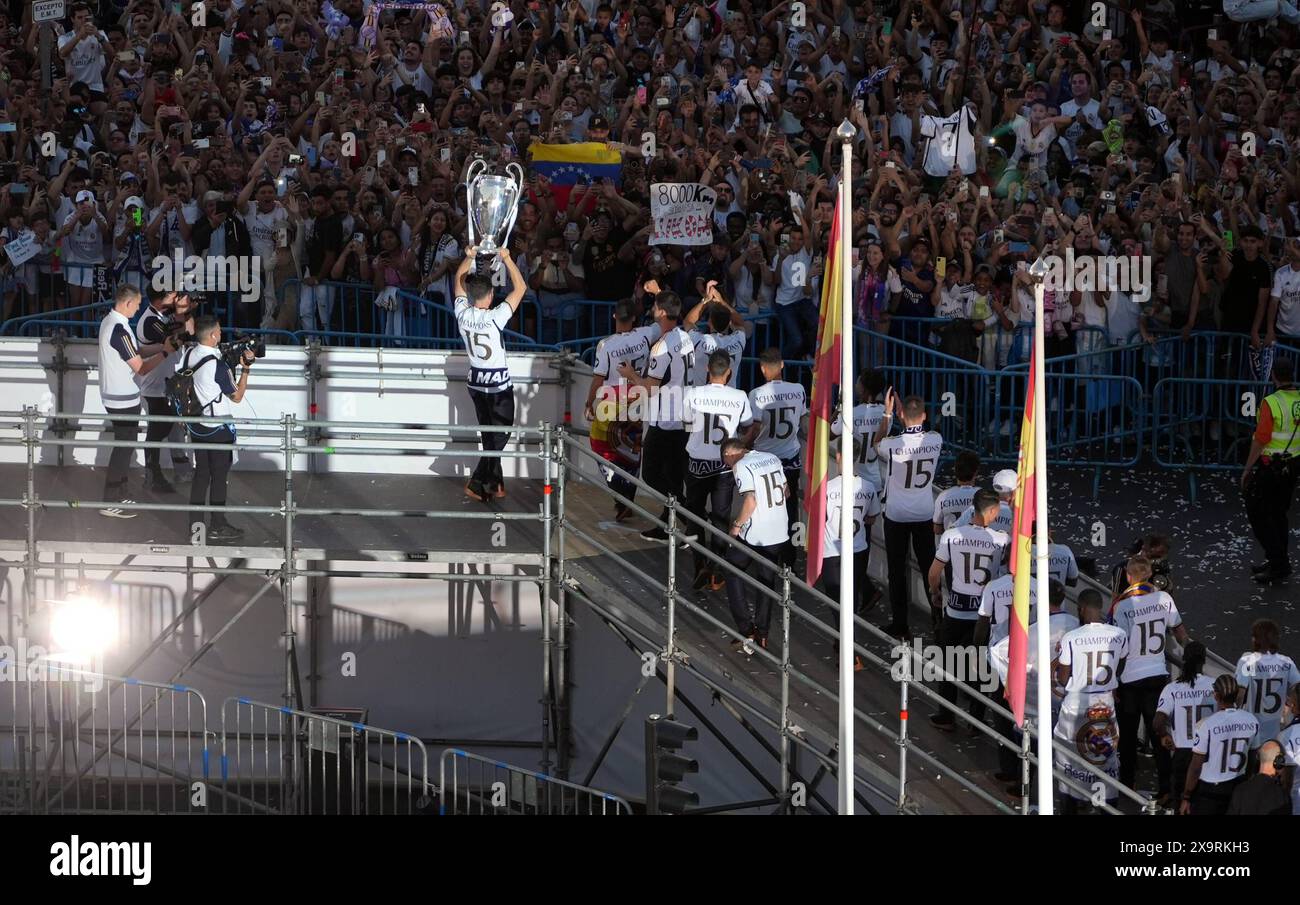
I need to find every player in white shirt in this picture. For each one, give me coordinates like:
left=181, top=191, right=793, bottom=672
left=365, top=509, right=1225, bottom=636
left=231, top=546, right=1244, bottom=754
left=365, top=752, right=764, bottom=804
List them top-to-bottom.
left=1265, top=238, right=1300, bottom=340
left=453, top=247, right=526, bottom=502
left=683, top=286, right=750, bottom=389
left=619, top=291, right=696, bottom=543
left=584, top=300, right=664, bottom=520
left=748, top=349, right=808, bottom=528
left=683, top=351, right=756, bottom=590
left=832, top=368, right=888, bottom=494
left=873, top=388, right=943, bottom=638
left=723, top=439, right=791, bottom=654
left=820, top=441, right=882, bottom=627
left=932, top=451, right=981, bottom=534
left=953, top=468, right=1017, bottom=534
left=928, top=489, right=1010, bottom=730
left=1031, top=535, right=1079, bottom=588
left=1109, top=554, right=1188, bottom=800
left=974, top=570, right=1036, bottom=647
left=986, top=581, right=1078, bottom=787
left=1054, top=594, right=1129, bottom=812
left=1235, top=618, right=1300, bottom=748
left=1154, top=641, right=1217, bottom=807
left=1182, top=675, right=1259, bottom=815
left=1277, top=684, right=1300, bottom=815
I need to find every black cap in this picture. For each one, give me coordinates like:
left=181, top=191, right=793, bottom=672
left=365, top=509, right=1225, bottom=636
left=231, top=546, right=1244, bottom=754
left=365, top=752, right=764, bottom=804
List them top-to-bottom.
left=588, top=115, right=610, bottom=131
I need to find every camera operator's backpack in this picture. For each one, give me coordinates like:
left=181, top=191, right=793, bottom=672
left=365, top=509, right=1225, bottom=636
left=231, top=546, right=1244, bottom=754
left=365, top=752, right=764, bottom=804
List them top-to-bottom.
left=165, top=349, right=218, bottom=418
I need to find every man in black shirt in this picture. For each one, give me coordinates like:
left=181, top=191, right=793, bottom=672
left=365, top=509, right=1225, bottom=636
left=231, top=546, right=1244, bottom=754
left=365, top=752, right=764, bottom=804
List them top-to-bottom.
left=300, top=186, right=343, bottom=334
left=580, top=210, right=637, bottom=302
left=1215, top=224, right=1273, bottom=381
left=1226, top=740, right=1291, bottom=815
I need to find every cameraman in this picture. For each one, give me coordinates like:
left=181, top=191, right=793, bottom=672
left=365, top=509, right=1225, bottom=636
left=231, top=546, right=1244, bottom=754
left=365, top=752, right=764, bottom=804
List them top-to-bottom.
left=136, top=288, right=193, bottom=492
left=181, top=315, right=254, bottom=543
left=1243, top=357, right=1300, bottom=584
left=1110, top=533, right=1172, bottom=598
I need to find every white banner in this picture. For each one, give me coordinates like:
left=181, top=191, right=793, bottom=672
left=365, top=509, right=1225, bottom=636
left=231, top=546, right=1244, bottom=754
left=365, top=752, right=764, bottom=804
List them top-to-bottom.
left=650, top=183, right=716, bottom=246
left=2, top=232, right=39, bottom=267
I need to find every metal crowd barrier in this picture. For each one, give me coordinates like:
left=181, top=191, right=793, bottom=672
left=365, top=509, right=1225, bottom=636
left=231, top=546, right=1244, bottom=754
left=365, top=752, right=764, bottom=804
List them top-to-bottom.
left=1151, top=376, right=1268, bottom=472
left=0, top=660, right=211, bottom=814
left=219, top=698, right=432, bottom=815
left=438, top=749, right=631, bottom=815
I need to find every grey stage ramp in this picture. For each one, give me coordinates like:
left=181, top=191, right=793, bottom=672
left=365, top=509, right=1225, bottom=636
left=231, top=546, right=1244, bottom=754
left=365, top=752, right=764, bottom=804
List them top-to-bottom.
left=0, top=462, right=1022, bottom=813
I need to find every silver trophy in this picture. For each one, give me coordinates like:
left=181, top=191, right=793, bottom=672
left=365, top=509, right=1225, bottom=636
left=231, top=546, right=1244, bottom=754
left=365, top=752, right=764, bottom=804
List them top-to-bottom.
left=465, top=158, right=525, bottom=271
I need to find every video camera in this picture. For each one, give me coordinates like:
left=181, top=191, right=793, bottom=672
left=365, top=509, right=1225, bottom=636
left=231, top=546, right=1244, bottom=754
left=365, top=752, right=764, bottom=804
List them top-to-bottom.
left=218, top=335, right=267, bottom=369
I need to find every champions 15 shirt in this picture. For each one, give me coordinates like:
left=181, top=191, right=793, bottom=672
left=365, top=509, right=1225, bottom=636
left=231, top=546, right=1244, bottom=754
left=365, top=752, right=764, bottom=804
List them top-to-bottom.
left=455, top=295, right=514, bottom=392
left=748, top=379, right=806, bottom=465
left=877, top=425, right=944, bottom=523
left=733, top=450, right=789, bottom=548
left=935, top=523, right=1009, bottom=619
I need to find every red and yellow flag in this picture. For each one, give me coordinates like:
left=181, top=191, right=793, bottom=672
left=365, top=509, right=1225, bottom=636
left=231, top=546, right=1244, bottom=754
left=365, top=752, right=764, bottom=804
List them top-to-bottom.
left=803, top=203, right=843, bottom=588
left=1007, top=345, right=1037, bottom=726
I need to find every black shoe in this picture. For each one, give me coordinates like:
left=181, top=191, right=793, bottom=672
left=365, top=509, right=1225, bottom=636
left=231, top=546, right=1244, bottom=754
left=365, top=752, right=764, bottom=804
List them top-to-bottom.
left=148, top=472, right=177, bottom=494
left=464, top=482, right=489, bottom=503
left=208, top=522, right=245, bottom=543
left=639, top=526, right=668, bottom=542
left=1251, top=562, right=1272, bottom=575
left=1254, top=568, right=1292, bottom=584
left=692, top=572, right=712, bottom=592
left=882, top=623, right=913, bottom=641
left=929, top=714, right=956, bottom=732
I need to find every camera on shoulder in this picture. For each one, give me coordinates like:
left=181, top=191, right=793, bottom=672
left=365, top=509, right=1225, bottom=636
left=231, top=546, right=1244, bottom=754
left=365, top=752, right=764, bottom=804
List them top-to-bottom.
left=218, top=335, right=267, bottom=369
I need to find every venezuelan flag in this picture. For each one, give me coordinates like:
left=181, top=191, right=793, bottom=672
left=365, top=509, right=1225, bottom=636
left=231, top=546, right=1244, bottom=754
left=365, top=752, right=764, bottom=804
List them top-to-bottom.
left=529, top=142, right=623, bottom=210
left=803, top=202, right=842, bottom=588
left=1007, top=344, right=1037, bottom=727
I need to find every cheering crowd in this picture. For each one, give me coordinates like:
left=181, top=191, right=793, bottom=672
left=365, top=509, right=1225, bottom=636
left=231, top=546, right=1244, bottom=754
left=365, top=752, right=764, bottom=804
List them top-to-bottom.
left=0, top=0, right=1296, bottom=364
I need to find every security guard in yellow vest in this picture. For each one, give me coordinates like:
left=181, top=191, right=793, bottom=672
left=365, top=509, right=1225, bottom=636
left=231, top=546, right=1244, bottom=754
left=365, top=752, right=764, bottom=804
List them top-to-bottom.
left=1243, top=358, right=1300, bottom=584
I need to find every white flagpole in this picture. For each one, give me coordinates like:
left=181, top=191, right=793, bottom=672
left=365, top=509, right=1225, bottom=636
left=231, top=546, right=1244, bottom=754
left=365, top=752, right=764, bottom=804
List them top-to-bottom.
left=836, top=120, right=856, bottom=815
left=1029, top=257, right=1053, bottom=814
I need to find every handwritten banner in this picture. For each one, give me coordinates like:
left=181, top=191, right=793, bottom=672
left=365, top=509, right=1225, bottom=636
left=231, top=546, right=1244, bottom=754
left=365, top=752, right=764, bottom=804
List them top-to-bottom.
left=650, top=183, right=716, bottom=246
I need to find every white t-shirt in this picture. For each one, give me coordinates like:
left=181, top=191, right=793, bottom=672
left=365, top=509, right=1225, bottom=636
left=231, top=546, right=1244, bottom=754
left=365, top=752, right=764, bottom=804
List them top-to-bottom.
left=58, top=30, right=109, bottom=92
left=1058, top=97, right=1104, bottom=160
left=918, top=106, right=977, bottom=177
left=1010, top=116, right=1058, bottom=170
left=242, top=202, right=289, bottom=262
left=62, top=212, right=106, bottom=265
left=772, top=249, right=812, bottom=306
left=1270, top=263, right=1300, bottom=337
left=935, top=283, right=977, bottom=319
left=454, top=295, right=514, bottom=393
left=593, top=325, right=660, bottom=387
left=645, top=326, right=696, bottom=429
left=689, top=329, right=747, bottom=388
left=749, top=380, right=806, bottom=462
left=682, top=383, right=753, bottom=463
left=833, top=402, right=887, bottom=488
left=877, top=428, right=944, bottom=522
left=733, top=450, right=789, bottom=547
left=822, top=473, right=881, bottom=557
left=932, top=484, right=977, bottom=530
left=935, top=524, right=1010, bottom=618
left=1031, top=542, right=1079, bottom=586
left=978, top=572, right=1039, bottom=645
left=1109, top=589, right=1181, bottom=683
left=1058, top=622, right=1129, bottom=694
left=1236, top=652, right=1300, bottom=747
left=1155, top=675, right=1216, bottom=750
left=1192, top=708, right=1260, bottom=783
left=1278, top=720, right=1300, bottom=815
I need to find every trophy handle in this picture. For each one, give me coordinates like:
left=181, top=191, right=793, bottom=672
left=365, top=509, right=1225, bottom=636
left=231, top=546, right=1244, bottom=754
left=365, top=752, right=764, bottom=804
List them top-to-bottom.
left=464, top=158, right=488, bottom=252
left=497, top=162, right=526, bottom=251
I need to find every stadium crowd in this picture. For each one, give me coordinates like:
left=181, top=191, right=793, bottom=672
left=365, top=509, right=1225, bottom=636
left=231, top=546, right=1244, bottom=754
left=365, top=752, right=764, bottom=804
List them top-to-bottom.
left=0, top=0, right=1297, bottom=366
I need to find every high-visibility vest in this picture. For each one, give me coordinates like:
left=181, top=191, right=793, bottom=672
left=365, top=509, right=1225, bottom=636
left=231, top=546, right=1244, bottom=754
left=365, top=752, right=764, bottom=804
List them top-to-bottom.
left=1263, top=388, right=1300, bottom=456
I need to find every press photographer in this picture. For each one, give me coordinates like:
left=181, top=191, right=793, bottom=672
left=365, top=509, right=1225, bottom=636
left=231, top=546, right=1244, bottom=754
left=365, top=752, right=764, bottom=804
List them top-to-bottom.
left=135, top=288, right=194, bottom=493
left=169, top=315, right=257, bottom=543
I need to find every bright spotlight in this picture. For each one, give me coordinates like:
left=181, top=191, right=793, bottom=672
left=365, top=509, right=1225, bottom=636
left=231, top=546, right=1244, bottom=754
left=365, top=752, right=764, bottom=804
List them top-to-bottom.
left=49, top=596, right=117, bottom=662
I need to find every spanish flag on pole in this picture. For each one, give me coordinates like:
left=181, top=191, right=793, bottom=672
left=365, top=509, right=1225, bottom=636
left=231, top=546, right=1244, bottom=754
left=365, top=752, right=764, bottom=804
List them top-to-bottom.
left=803, top=203, right=843, bottom=588
left=1007, top=345, right=1037, bottom=727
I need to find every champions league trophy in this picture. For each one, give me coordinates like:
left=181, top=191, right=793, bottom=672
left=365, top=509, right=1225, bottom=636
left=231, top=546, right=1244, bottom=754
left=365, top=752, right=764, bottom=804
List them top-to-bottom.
left=464, top=158, right=524, bottom=272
